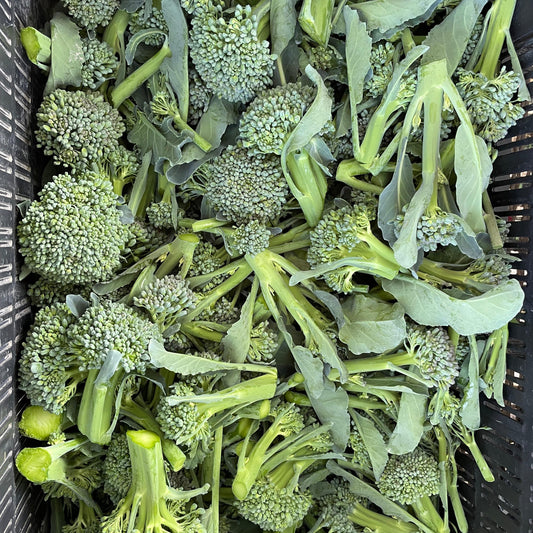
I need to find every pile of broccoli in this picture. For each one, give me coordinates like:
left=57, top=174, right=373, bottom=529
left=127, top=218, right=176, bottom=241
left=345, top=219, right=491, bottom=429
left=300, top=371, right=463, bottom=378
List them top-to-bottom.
left=16, top=0, right=527, bottom=531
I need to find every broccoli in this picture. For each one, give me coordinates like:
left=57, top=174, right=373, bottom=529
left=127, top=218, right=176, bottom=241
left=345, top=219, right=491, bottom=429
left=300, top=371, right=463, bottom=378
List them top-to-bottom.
left=63, top=0, right=120, bottom=29
left=129, top=2, right=168, bottom=46
left=188, top=2, right=275, bottom=103
left=81, top=37, right=119, bottom=89
left=364, top=42, right=396, bottom=98
left=188, top=66, right=212, bottom=126
left=239, top=82, right=315, bottom=155
left=35, top=89, right=124, bottom=168
left=202, top=145, right=287, bottom=224
left=18, top=171, right=133, bottom=285
left=146, top=201, right=174, bottom=230
left=229, top=220, right=271, bottom=257
left=133, top=274, right=197, bottom=333
left=26, top=277, right=90, bottom=308
left=68, top=300, right=162, bottom=444
left=247, top=321, right=278, bottom=363
left=18, top=405, right=64, bottom=442
left=100, top=430, right=209, bottom=533
left=102, top=433, right=132, bottom=504
left=377, top=449, right=445, bottom=532
left=62, top=501, right=100, bottom=533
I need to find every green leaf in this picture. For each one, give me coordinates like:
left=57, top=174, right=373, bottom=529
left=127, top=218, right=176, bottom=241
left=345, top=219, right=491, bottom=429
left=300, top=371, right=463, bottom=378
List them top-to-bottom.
left=161, top=0, right=189, bottom=119
left=270, top=0, right=297, bottom=56
left=298, top=0, right=335, bottom=47
left=352, top=0, right=441, bottom=40
left=422, top=0, right=488, bottom=73
left=343, top=7, right=372, bottom=154
left=44, top=12, right=83, bottom=95
left=20, top=27, right=51, bottom=70
left=125, top=29, right=166, bottom=64
left=504, top=30, right=531, bottom=102
left=454, top=126, right=492, bottom=233
left=381, top=276, right=525, bottom=336
left=65, top=294, right=90, bottom=318
left=339, top=295, right=406, bottom=355
left=460, top=337, right=480, bottom=430
left=149, top=340, right=276, bottom=376
left=387, top=392, right=427, bottom=454
left=354, top=412, right=388, bottom=479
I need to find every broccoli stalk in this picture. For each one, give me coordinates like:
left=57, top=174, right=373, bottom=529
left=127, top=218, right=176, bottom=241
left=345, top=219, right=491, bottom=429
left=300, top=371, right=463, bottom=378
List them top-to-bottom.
left=298, top=0, right=335, bottom=46
left=18, top=405, right=65, bottom=442
left=101, top=430, right=209, bottom=532
left=349, top=503, right=420, bottom=533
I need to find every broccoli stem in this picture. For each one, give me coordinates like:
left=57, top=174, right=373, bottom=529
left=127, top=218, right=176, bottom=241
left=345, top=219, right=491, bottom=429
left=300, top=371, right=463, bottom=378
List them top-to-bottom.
left=298, top=0, right=335, bottom=47
left=103, top=10, right=130, bottom=53
left=111, top=42, right=172, bottom=108
left=165, top=107, right=212, bottom=152
left=286, top=148, right=327, bottom=227
left=335, top=171, right=385, bottom=195
left=482, top=191, right=504, bottom=250
left=155, top=233, right=199, bottom=279
left=180, top=322, right=225, bottom=342
left=328, top=351, right=414, bottom=378
left=77, top=368, right=124, bottom=445
left=285, top=389, right=389, bottom=411
left=210, top=426, right=224, bottom=533
left=459, top=429, right=495, bottom=482
left=410, top=495, right=448, bottom=533
left=349, top=503, right=419, bottom=533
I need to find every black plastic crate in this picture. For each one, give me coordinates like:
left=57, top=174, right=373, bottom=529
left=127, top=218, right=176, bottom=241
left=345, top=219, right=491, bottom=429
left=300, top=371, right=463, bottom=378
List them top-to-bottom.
left=0, top=1, right=532, bottom=532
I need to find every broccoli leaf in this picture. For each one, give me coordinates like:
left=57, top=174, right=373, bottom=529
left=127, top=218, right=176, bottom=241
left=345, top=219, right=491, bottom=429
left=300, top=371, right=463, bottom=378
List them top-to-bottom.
left=270, top=0, right=297, bottom=56
left=422, top=0, right=488, bottom=73
left=44, top=13, right=83, bottom=95
left=20, top=27, right=51, bottom=70
left=381, top=276, right=524, bottom=336
left=339, top=295, right=406, bottom=355
left=460, top=337, right=481, bottom=430
left=387, top=392, right=427, bottom=455
left=354, top=412, right=388, bottom=479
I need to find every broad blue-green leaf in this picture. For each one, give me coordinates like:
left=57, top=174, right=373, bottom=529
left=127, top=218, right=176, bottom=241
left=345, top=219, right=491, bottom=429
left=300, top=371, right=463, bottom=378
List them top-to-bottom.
left=161, top=0, right=189, bottom=119
left=270, top=0, right=297, bottom=56
left=352, top=0, right=441, bottom=40
left=422, top=0, right=488, bottom=73
left=343, top=7, right=372, bottom=153
left=44, top=13, right=83, bottom=94
left=20, top=27, right=51, bottom=70
left=125, top=29, right=166, bottom=64
left=505, top=31, right=531, bottom=102
left=454, top=125, right=492, bottom=233
left=451, top=213, right=484, bottom=259
left=382, top=276, right=524, bottom=336
left=66, top=294, right=90, bottom=317
left=339, top=295, right=406, bottom=355
left=460, top=337, right=480, bottom=430
left=149, top=340, right=276, bottom=375
left=387, top=392, right=427, bottom=454
left=354, top=412, right=388, bottom=479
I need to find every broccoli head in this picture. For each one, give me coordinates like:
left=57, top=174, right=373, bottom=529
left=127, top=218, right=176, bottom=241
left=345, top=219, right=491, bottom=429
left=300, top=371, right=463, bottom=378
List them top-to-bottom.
left=63, top=0, right=120, bottom=29
left=189, top=3, right=275, bottom=103
left=129, top=5, right=168, bottom=46
left=81, top=37, right=119, bottom=89
left=364, top=42, right=395, bottom=98
left=188, top=66, right=212, bottom=126
left=35, top=89, right=124, bottom=168
left=204, top=145, right=287, bottom=224
left=18, top=171, right=132, bottom=284
left=146, top=201, right=174, bottom=230
left=230, top=220, right=271, bottom=256
left=26, top=277, right=90, bottom=308
left=247, top=321, right=278, bottom=363
left=103, top=433, right=132, bottom=504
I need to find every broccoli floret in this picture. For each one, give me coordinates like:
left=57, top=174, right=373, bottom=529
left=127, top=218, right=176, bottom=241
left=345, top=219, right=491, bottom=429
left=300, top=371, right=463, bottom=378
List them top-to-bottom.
left=63, top=0, right=120, bottom=29
left=189, top=3, right=274, bottom=103
left=129, top=5, right=168, bottom=46
left=459, top=15, right=483, bottom=67
left=81, top=37, right=118, bottom=89
left=364, top=42, right=395, bottom=98
left=305, top=43, right=341, bottom=71
left=188, top=66, right=212, bottom=126
left=456, top=67, right=525, bottom=142
left=239, top=82, right=315, bottom=155
left=35, top=89, right=124, bottom=168
left=203, top=145, right=287, bottom=224
left=18, top=171, right=132, bottom=285
left=146, top=201, right=174, bottom=229
left=307, top=204, right=400, bottom=294
left=231, top=221, right=270, bottom=256
left=189, top=238, right=225, bottom=278
left=133, top=274, right=197, bottom=332
left=26, top=277, right=90, bottom=308
left=196, top=295, right=239, bottom=323
left=18, top=303, right=81, bottom=414
left=248, top=321, right=278, bottom=363
left=18, top=406, right=64, bottom=442
left=348, top=423, right=371, bottom=470
left=100, top=430, right=208, bottom=533
left=103, top=433, right=132, bottom=504
left=378, top=449, right=444, bottom=531
left=62, top=501, right=100, bottom=533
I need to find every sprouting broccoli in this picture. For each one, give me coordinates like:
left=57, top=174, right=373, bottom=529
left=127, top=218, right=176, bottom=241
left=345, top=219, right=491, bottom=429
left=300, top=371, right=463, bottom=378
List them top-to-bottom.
left=63, top=0, right=120, bottom=29
left=129, top=2, right=168, bottom=46
left=188, top=2, right=275, bottom=103
left=459, top=15, right=483, bottom=67
left=81, top=37, right=119, bottom=89
left=303, top=42, right=342, bottom=71
left=364, top=42, right=396, bottom=98
left=188, top=66, right=211, bottom=126
left=456, top=67, right=525, bottom=142
left=239, top=82, right=315, bottom=155
left=35, top=89, right=124, bottom=168
left=202, top=145, right=288, bottom=224
left=18, top=171, right=133, bottom=285
left=146, top=201, right=174, bottom=230
left=307, top=203, right=401, bottom=294
left=230, top=220, right=271, bottom=257
left=188, top=238, right=225, bottom=279
left=133, top=274, right=197, bottom=333
left=26, top=277, right=90, bottom=308
left=68, top=300, right=162, bottom=444
left=18, top=303, right=81, bottom=414
left=247, top=321, right=278, bottom=363
left=156, top=373, right=277, bottom=457
left=18, top=405, right=64, bottom=442
left=348, top=422, right=371, bottom=470
left=100, top=430, right=209, bottom=533
left=102, top=433, right=132, bottom=504
left=16, top=436, right=102, bottom=504
left=377, top=449, right=445, bottom=532
left=62, top=501, right=100, bottom=533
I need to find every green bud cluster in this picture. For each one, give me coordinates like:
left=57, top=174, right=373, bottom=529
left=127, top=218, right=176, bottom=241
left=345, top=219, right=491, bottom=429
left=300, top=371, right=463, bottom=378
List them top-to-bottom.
left=63, top=0, right=119, bottom=29
left=129, top=7, right=168, bottom=46
left=81, top=38, right=118, bottom=89
left=365, top=42, right=395, bottom=98
left=188, top=67, right=211, bottom=126
left=146, top=201, right=174, bottom=230
left=232, top=221, right=270, bottom=256
left=27, top=278, right=89, bottom=308
left=248, top=321, right=278, bottom=363
left=103, top=433, right=132, bottom=504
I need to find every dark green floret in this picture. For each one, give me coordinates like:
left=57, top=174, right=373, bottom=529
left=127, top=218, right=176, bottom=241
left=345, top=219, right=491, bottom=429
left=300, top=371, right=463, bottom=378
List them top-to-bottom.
left=63, top=0, right=120, bottom=29
left=189, top=3, right=275, bottom=103
left=129, top=6, right=168, bottom=46
left=81, top=37, right=119, bottom=89
left=188, top=66, right=211, bottom=126
left=35, top=89, right=124, bottom=168
left=204, top=145, right=287, bottom=224
left=18, top=171, right=132, bottom=285
left=146, top=201, right=174, bottom=229
left=231, top=221, right=270, bottom=256
left=248, top=321, right=278, bottom=363
left=103, top=433, right=132, bottom=504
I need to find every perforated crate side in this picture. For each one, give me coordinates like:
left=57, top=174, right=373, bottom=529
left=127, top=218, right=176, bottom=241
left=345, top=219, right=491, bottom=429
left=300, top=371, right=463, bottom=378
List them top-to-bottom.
left=0, top=0, right=53, bottom=532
